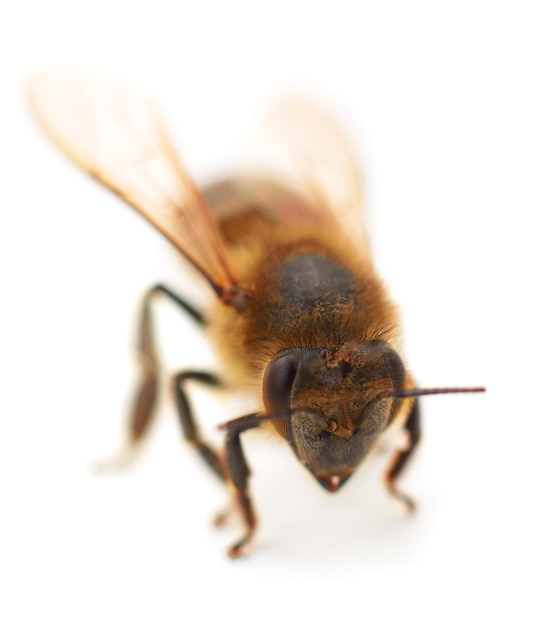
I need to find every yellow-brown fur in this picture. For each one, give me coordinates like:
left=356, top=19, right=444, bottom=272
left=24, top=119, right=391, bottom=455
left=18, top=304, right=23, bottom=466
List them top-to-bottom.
left=205, top=177, right=414, bottom=433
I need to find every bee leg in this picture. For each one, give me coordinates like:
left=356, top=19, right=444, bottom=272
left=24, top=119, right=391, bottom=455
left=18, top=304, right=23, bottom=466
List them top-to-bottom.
left=95, top=284, right=204, bottom=470
left=172, top=371, right=226, bottom=481
left=385, top=399, right=421, bottom=512
left=223, top=413, right=262, bottom=558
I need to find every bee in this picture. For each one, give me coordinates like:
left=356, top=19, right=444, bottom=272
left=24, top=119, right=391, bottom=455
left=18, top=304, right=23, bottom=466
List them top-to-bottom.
left=28, top=72, right=484, bottom=558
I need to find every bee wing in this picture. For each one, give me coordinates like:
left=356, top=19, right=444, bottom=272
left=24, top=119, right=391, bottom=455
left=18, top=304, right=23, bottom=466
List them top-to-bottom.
left=28, top=71, right=238, bottom=299
left=243, top=97, right=370, bottom=256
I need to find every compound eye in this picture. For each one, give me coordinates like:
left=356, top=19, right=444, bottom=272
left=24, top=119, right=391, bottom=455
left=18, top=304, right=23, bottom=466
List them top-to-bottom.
left=381, top=346, right=406, bottom=393
left=262, top=352, right=298, bottom=413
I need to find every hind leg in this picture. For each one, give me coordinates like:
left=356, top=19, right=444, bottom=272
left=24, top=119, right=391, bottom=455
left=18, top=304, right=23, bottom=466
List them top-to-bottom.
left=97, top=283, right=205, bottom=469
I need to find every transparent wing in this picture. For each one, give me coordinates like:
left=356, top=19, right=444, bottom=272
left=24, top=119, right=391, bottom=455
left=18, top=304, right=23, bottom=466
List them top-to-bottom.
left=28, top=70, right=239, bottom=300
left=241, top=97, right=370, bottom=257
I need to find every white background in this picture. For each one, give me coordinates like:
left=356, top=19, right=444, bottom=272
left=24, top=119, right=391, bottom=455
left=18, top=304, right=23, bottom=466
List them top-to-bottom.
left=1, top=1, right=535, bottom=624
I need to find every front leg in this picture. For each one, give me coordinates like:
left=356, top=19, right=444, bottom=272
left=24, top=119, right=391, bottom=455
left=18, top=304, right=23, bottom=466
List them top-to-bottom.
left=384, top=399, right=421, bottom=512
left=222, top=413, right=262, bottom=558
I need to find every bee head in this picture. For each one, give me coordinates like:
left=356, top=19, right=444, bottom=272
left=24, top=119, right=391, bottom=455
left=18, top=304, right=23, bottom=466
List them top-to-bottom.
left=262, top=341, right=406, bottom=491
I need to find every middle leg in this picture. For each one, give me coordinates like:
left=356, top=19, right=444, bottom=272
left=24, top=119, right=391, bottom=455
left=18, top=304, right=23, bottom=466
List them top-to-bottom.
left=172, top=370, right=227, bottom=482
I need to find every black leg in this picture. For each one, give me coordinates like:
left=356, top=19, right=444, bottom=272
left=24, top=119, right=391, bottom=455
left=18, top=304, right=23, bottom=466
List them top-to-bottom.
left=101, top=284, right=205, bottom=467
left=149, top=284, right=205, bottom=326
left=172, top=370, right=226, bottom=481
left=385, top=399, right=421, bottom=512
left=222, top=413, right=262, bottom=558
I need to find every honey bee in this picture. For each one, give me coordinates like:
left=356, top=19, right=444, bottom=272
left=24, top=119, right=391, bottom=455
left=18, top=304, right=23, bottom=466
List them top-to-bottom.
left=28, top=72, right=484, bottom=558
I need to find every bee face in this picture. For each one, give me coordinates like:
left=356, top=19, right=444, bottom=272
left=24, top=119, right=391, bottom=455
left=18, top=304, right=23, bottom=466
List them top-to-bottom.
left=263, top=341, right=406, bottom=490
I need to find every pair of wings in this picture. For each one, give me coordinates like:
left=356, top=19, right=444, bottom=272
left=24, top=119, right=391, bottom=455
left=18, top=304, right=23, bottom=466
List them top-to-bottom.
left=29, top=71, right=369, bottom=304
